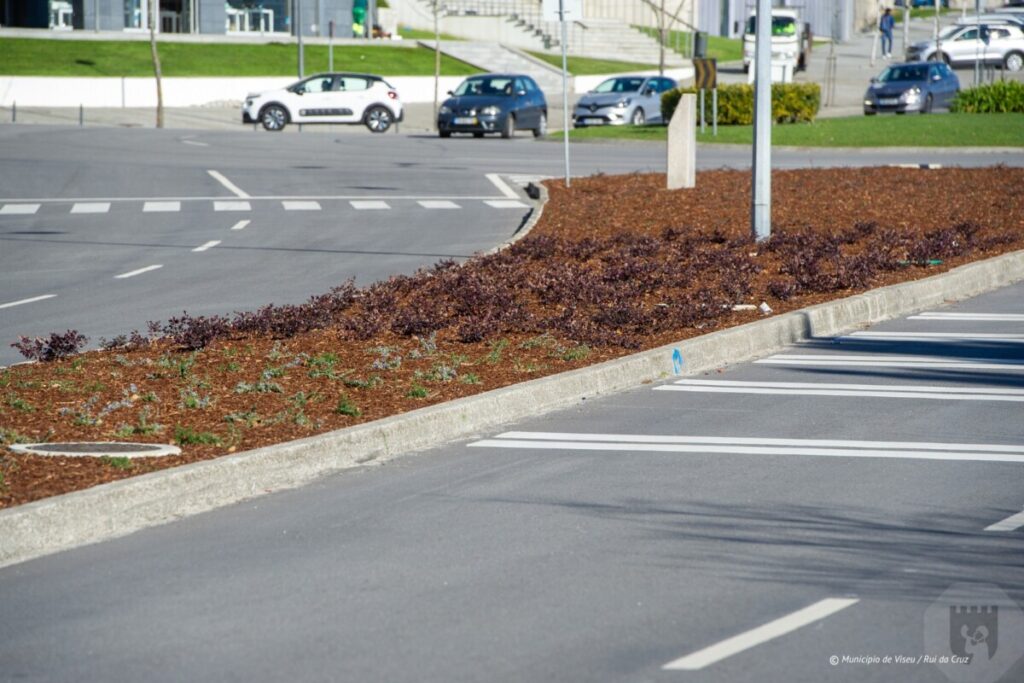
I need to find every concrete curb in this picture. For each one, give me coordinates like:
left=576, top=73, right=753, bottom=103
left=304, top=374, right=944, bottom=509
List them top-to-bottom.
left=2, top=248, right=1023, bottom=569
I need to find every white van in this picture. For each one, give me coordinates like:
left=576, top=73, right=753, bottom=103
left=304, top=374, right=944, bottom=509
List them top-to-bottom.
left=742, top=9, right=808, bottom=74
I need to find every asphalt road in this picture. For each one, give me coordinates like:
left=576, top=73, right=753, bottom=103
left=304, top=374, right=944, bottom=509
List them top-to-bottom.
left=1, top=123, right=1021, bottom=367
left=1, top=281, right=1021, bottom=683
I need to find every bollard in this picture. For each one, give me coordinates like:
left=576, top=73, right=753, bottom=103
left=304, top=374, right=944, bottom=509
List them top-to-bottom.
left=11, top=101, right=15, bottom=123
left=79, top=104, right=84, bottom=126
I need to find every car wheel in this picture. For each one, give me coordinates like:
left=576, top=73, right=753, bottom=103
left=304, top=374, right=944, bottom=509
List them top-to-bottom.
left=1005, top=51, right=1024, bottom=72
left=922, top=94, right=933, bottom=114
left=260, top=104, right=288, bottom=132
left=364, top=105, right=393, bottom=133
left=630, top=108, right=645, bottom=126
left=533, top=113, right=547, bottom=138
left=501, top=114, right=515, bottom=139
left=439, top=129, right=451, bottom=138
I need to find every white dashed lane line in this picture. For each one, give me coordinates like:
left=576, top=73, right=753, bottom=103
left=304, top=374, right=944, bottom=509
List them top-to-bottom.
left=484, top=199, right=529, bottom=209
left=350, top=200, right=390, bottom=210
left=418, top=200, right=461, bottom=209
left=143, top=201, right=182, bottom=213
left=214, top=201, right=252, bottom=212
left=282, top=201, right=322, bottom=211
left=70, top=202, right=110, bottom=214
left=0, top=204, right=40, bottom=215
left=192, top=240, right=221, bottom=252
left=114, top=264, right=163, bottom=279
left=0, top=294, right=57, bottom=310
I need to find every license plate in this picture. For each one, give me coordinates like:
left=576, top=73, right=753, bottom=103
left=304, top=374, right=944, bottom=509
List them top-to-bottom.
left=879, top=98, right=899, bottom=105
left=454, top=116, right=477, bottom=125
left=584, top=118, right=604, bottom=124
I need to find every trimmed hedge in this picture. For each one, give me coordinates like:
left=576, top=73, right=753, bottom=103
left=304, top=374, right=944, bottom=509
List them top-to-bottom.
left=951, top=81, right=1024, bottom=113
left=661, top=83, right=821, bottom=125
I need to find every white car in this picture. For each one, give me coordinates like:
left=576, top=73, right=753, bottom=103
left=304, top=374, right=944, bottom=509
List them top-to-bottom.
left=906, top=22, right=1024, bottom=71
left=243, top=72, right=403, bottom=133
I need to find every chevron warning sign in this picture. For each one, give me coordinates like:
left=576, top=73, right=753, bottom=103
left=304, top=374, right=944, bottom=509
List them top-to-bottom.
left=693, top=58, right=717, bottom=90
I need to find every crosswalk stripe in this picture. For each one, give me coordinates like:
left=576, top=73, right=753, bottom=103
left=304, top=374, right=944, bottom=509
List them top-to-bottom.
left=484, top=199, right=529, bottom=208
left=282, top=200, right=321, bottom=211
left=350, top=200, right=391, bottom=210
left=418, top=200, right=461, bottom=209
left=143, top=201, right=181, bottom=213
left=214, top=201, right=251, bottom=212
left=70, top=202, right=110, bottom=214
left=0, top=204, right=41, bottom=215
left=910, top=312, right=1024, bottom=322
left=845, top=331, right=1024, bottom=342
left=756, top=354, right=1024, bottom=371
left=655, top=379, right=1024, bottom=402
left=986, top=511, right=1024, bottom=532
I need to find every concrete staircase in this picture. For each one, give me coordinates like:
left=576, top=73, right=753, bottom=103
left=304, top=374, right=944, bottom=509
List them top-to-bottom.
left=564, top=19, right=688, bottom=66
left=420, top=40, right=568, bottom=98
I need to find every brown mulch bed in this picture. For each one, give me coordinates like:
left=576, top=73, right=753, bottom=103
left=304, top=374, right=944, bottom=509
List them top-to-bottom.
left=1, top=167, right=1022, bottom=508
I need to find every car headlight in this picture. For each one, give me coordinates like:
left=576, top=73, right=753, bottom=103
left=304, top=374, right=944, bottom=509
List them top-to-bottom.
left=900, top=86, right=921, bottom=103
left=615, top=98, right=632, bottom=108
left=864, top=99, right=873, bottom=105
left=438, top=105, right=451, bottom=115
left=480, top=106, right=501, bottom=116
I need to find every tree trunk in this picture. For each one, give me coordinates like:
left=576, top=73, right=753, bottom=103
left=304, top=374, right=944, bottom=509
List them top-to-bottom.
left=150, top=2, right=164, bottom=129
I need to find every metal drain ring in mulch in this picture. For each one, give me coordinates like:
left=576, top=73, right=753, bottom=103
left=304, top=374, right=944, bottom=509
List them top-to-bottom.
left=8, top=442, right=181, bottom=458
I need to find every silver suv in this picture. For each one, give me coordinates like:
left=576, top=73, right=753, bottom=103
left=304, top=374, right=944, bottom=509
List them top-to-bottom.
left=906, top=22, right=1024, bottom=71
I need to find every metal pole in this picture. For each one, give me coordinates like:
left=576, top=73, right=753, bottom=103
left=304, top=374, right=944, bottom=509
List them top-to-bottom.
left=94, top=0, right=100, bottom=31
left=296, top=0, right=305, bottom=78
left=433, top=0, right=440, bottom=131
left=560, top=0, right=571, bottom=188
left=751, top=0, right=771, bottom=241
left=974, top=0, right=981, bottom=85
left=329, top=20, right=334, bottom=71
left=699, top=88, right=705, bottom=133
left=712, top=88, right=717, bottom=137
left=11, top=101, right=15, bottom=123
left=79, top=104, right=84, bottom=126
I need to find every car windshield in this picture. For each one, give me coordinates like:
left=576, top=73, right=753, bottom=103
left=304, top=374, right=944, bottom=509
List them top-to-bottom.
left=745, top=16, right=797, bottom=36
left=938, top=25, right=962, bottom=39
left=878, top=65, right=929, bottom=82
left=454, top=76, right=515, bottom=97
left=592, top=77, right=646, bottom=93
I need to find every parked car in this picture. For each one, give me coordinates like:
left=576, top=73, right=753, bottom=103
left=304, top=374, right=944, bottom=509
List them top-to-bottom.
left=742, top=8, right=809, bottom=74
left=958, top=13, right=1024, bottom=29
left=905, top=21, right=1024, bottom=71
left=863, top=61, right=960, bottom=115
left=242, top=73, right=402, bottom=133
left=436, top=74, right=547, bottom=139
left=572, top=75, right=677, bottom=127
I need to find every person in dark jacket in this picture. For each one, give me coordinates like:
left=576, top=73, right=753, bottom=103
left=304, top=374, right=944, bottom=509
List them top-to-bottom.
left=880, top=8, right=896, bottom=59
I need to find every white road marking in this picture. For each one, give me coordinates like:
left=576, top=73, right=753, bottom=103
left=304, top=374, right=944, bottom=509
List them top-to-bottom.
left=181, top=139, right=209, bottom=147
left=206, top=169, right=250, bottom=198
left=485, top=173, right=520, bottom=199
left=505, top=174, right=553, bottom=186
left=484, top=199, right=529, bottom=209
left=282, top=200, right=321, bottom=211
left=350, top=200, right=391, bottom=210
left=418, top=200, right=461, bottom=209
left=143, top=201, right=181, bottom=213
left=214, top=201, right=251, bottom=212
left=70, top=202, right=110, bottom=214
left=0, top=203, right=40, bottom=215
left=230, top=220, right=251, bottom=231
left=192, top=240, right=221, bottom=252
left=115, top=264, right=163, bottom=279
left=0, top=294, right=56, bottom=310
left=910, top=313, right=1024, bottom=322
left=846, top=331, right=1024, bottom=343
left=756, top=354, right=1024, bottom=371
left=656, top=379, right=1024, bottom=402
left=469, top=432, right=1024, bottom=463
left=985, top=510, right=1024, bottom=532
left=662, top=598, right=859, bottom=671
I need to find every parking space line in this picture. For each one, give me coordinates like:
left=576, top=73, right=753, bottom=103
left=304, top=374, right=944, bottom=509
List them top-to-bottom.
left=207, top=170, right=250, bottom=198
left=484, top=199, right=529, bottom=209
left=350, top=200, right=391, bottom=210
left=418, top=200, right=461, bottom=209
left=143, top=201, right=181, bottom=213
left=214, top=201, right=251, bottom=212
left=282, top=201, right=322, bottom=211
left=70, top=202, right=110, bottom=214
left=0, top=204, right=41, bottom=215
left=192, top=240, right=221, bottom=252
left=114, top=264, right=163, bottom=279
left=0, top=294, right=56, bottom=310
left=909, top=312, right=1024, bottom=322
left=655, top=380, right=1024, bottom=402
left=985, top=510, right=1024, bottom=532
left=662, top=598, right=859, bottom=670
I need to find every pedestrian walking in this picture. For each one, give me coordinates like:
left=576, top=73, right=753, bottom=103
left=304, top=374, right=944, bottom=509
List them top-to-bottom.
left=880, top=8, right=896, bottom=59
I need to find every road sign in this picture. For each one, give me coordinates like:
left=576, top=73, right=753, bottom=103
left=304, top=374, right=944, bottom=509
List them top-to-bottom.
left=693, top=58, right=717, bottom=90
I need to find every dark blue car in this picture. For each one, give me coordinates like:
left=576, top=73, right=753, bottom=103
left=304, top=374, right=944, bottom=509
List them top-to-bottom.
left=863, top=61, right=960, bottom=115
left=437, top=74, right=548, bottom=139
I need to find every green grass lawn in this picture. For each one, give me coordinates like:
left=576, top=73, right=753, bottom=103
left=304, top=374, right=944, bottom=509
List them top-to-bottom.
left=397, top=27, right=465, bottom=42
left=634, top=27, right=744, bottom=63
left=0, top=38, right=480, bottom=76
left=525, top=51, right=659, bottom=75
left=564, top=113, right=1024, bottom=147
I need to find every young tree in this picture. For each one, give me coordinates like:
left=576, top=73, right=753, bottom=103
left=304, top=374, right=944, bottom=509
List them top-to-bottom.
left=149, top=1, right=165, bottom=128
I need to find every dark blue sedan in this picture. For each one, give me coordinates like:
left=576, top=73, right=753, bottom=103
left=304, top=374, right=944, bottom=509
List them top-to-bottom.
left=863, top=61, right=960, bottom=115
left=437, top=74, right=548, bottom=139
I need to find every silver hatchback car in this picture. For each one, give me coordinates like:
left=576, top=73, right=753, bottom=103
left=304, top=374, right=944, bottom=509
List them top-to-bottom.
left=573, top=75, right=677, bottom=127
